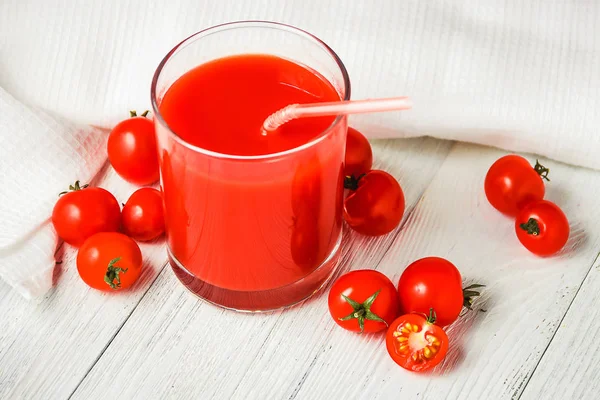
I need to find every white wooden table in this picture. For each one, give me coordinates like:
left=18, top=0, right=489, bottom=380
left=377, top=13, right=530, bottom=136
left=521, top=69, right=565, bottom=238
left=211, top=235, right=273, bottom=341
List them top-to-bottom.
left=2, top=137, right=599, bottom=400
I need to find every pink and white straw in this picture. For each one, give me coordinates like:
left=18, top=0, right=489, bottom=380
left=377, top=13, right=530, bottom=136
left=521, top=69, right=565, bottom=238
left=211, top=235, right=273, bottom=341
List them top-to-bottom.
left=262, top=96, right=412, bottom=132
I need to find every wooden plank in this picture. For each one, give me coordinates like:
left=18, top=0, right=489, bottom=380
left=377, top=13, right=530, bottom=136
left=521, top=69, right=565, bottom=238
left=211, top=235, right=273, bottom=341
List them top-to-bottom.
left=70, top=137, right=454, bottom=399
left=283, top=144, right=600, bottom=400
left=0, top=166, right=169, bottom=400
left=520, top=256, right=600, bottom=400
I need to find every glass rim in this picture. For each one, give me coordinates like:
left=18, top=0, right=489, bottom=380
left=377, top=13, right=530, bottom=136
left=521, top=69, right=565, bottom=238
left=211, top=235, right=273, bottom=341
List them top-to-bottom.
left=150, top=20, right=351, bottom=161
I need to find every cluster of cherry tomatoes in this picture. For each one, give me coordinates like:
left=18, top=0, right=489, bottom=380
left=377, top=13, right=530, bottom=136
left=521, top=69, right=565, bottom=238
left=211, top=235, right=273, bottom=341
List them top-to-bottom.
left=51, top=111, right=165, bottom=291
left=50, top=115, right=571, bottom=371
left=342, top=127, right=405, bottom=236
left=330, top=128, right=487, bottom=372
left=330, top=130, right=571, bottom=372
left=485, top=155, right=569, bottom=256
left=328, top=258, right=480, bottom=372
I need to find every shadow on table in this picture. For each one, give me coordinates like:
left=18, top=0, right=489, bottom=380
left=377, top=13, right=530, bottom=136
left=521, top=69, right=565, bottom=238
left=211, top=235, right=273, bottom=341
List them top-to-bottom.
left=52, top=243, right=66, bottom=286
left=430, top=288, right=493, bottom=375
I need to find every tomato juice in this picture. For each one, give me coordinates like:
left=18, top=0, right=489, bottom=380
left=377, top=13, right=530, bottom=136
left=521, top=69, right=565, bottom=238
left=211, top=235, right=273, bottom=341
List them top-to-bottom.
left=156, top=53, right=347, bottom=306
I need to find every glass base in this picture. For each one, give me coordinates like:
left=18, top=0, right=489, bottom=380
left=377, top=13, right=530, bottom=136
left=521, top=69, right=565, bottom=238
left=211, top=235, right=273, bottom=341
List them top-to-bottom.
left=169, top=233, right=342, bottom=312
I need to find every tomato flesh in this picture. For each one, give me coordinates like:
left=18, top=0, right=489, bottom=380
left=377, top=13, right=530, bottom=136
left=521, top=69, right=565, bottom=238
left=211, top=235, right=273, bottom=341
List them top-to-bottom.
left=386, top=313, right=449, bottom=372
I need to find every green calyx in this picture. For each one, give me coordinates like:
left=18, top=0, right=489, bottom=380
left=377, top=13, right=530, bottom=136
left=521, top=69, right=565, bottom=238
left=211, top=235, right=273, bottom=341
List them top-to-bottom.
left=130, top=110, right=149, bottom=118
left=534, top=160, right=550, bottom=181
left=343, top=174, right=365, bottom=191
left=59, top=180, right=89, bottom=196
left=520, top=218, right=540, bottom=236
left=104, top=257, right=128, bottom=290
left=463, top=283, right=485, bottom=311
left=338, top=289, right=387, bottom=333
left=426, top=307, right=437, bottom=324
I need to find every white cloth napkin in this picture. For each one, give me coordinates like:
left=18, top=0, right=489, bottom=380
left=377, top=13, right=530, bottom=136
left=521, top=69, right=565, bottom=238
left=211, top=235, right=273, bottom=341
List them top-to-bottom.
left=1, top=0, right=599, bottom=298
left=0, top=88, right=108, bottom=299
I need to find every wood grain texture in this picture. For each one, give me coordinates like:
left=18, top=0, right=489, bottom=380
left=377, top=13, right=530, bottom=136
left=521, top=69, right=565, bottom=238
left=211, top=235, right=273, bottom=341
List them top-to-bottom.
left=70, top=137, right=454, bottom=399
left=4, top=139, right=600, bottom=400
left=73, top=142, right=600, bottom=400
left=286, top=144, right=600, bottom=400
left=0, top=166, right=169, bottom=400
left=520, top=257, right=600, bottom=400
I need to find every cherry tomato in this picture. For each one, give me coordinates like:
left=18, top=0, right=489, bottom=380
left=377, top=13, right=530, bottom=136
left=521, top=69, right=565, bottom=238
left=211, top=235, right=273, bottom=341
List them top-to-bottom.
left=107, top=110, right=159, bottom=185
left=345, top=127, right=373, bottom=178
left=485, top=155, right=549, bottom=216
left=291, top=156, right=322, bottom=215
left=290, top=157, right=324, bottom=270
left=343, top=170, right=405, bottom=236
left=51, top=181, right=121, bottom=247
left=122, top=187, right=165, bottom=241
left=515, top=200, right=569, bottom=256
left=290, top=212, right=321, bottom=270
left=77, top=232, right=143, bottom=291
left=397, top=257, right=480, bottom=327
left=328, top=270, right=400, bottom=333
left=386, top=310, right=449, bottom=372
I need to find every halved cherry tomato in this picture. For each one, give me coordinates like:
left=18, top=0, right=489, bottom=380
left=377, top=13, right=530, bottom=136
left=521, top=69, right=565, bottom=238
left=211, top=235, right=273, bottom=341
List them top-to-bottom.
left=107, top=110, right=159, bottom=185
left=345, top=127, right=373, bottom=178
left=484, top=155, right=548, bottom=216
left=343, top=170, right=405, bottom=236
left=51, top=181, right=121, bottom=247
left=122, top=187, right=165, bottom=241
left=515, top=200, right=569, bottom=256
left=77, top=232, right=143, bottom=291
left=328, top=270, right=400, bottom=333
left=386, top=310, right=449, bottom=372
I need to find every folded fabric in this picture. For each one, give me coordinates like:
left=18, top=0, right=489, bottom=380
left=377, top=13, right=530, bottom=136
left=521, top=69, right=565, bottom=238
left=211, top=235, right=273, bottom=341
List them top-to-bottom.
left=0, top=0, right=598, bottom=299
left=1, top=0, right=598, bottom=168
left=0, top=87, right=108, bottom=299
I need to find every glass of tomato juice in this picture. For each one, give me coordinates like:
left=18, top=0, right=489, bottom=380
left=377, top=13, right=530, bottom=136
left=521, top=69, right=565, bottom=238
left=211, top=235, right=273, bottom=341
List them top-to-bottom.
left=151, top=21, right=350, bottom=311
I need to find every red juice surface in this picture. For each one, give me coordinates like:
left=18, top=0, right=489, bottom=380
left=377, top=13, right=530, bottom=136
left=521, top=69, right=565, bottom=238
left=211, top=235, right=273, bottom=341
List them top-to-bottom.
left=158, top=54, right=346, bottom=292
left=160, top=54, right=340, bottom=155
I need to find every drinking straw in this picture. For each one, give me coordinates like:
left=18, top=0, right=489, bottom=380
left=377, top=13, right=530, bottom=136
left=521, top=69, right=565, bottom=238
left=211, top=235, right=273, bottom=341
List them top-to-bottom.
left=262, top=97, right=412, bottom=132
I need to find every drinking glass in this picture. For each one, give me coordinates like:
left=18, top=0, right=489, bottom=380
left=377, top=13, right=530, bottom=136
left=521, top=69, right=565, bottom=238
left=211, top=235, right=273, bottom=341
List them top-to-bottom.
left=151, top=21, right=351, bottom=311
